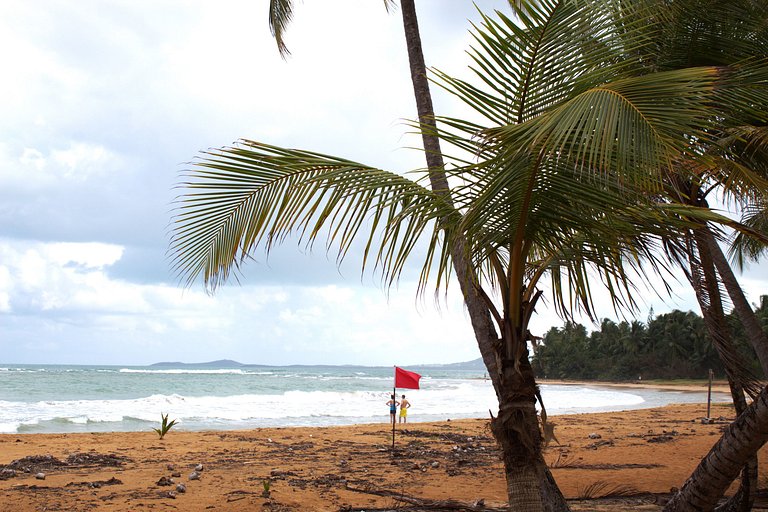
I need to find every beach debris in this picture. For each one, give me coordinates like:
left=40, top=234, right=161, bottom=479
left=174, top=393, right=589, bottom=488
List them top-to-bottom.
left=588, top=432, right=602, bottom=439
left=647, top=435, right=675, bottom=443
left=586, top=439, right=614, bottom=450
left=0, top=452, right=129, bottom=482
left=66, top=452, right=128, bottom=467
left=549, top=452, right=573, bottom=469
left=6, top=454, right=66, bottom=473
left=194, top=463, right=204, bottom=472
left=166, top=464, right=175, bottom=470
left=268, top=469, right=297, bottom=480
left=171, top=471, right=181, bottom=478
left=189, top=471, right=201, bottom=480
left=35, top=472, right=46, bottom=480
left=156, top=476, right=174, bottom=486
left=65, top=477, right=123, bottom=488
left=577, top=481, right=641, bottom=499
left=176, top=483, right=186, bottom=493
left=345, top=485, right=508, bottom=511
left=226, top=489, right=262, bottom=503
left=159, top=490, right=177, bottom=499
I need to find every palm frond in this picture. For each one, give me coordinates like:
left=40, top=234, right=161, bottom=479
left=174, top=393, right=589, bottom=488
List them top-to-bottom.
left=269, top=0, right=295, bottom=58
left=170, top=140, right=450, bottom=290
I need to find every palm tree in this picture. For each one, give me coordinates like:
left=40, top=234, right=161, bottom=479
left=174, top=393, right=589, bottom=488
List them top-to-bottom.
left=171, top=1, right=767, bottom=509
left=268, top=1, right=567, bottom=507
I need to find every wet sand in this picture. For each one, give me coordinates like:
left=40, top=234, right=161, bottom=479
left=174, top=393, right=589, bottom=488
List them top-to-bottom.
left=1, top=402, right=765, bottom=511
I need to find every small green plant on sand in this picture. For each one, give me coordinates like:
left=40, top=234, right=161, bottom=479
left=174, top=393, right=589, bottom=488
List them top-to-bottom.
left=153, top=413, right=178, bottom=440
left=261, top=478, right=271, bottom=498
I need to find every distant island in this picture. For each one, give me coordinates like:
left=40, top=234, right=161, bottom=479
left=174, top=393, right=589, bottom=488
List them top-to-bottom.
left=149, top=358, right=486, bottom=371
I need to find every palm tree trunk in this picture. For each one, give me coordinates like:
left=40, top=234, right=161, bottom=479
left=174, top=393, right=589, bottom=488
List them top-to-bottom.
left=399, top=0, right=499, bottom=386
left=398, top=1, right=569, bottom=509
left=704, top=227, right=768, bottom=376
left=674, top=230, right=758, bottom=511
left=492, top=342, right=569, bottom=511
left=663, top=383, right=768, bottom=512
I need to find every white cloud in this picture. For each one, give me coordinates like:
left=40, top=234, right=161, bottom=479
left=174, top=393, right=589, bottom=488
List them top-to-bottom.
left=0, top=237, right=479, bottom=365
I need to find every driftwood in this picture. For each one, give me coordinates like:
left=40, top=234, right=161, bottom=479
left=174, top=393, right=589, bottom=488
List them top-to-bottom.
left=344, top=484, right=508, bottom=511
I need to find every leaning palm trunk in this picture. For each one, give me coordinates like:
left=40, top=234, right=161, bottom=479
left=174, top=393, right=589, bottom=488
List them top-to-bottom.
left=397, top=0, right=500, bottom=384
left=399, top=1, right=568, bottom=509
left=704, top=228, right=768, bottom=376
left=675, top=229, right=760, bottom=511
left=663, top=383, right=768, bottom=512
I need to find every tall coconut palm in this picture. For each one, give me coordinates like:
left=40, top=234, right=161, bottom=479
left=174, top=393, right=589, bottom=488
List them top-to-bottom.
left=268, top=0, right=567, bottom=507
left=171, top=1, right=767, bottom=510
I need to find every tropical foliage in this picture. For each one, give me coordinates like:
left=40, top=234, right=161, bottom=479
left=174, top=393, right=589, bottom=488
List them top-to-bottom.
left=532, top=299, right=768, bottom=381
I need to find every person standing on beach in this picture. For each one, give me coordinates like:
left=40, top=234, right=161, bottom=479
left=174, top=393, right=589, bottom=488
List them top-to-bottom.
left=386, top=395, right=399, bottom=425
left=399, top=395, right=411, bottom=423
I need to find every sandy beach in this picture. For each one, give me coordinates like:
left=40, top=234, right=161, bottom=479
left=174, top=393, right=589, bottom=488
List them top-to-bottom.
left=1, top=402, right=765, bottom=511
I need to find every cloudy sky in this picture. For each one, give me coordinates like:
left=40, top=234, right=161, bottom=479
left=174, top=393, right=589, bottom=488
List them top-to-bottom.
left=2, top=1, right=765, bottom=367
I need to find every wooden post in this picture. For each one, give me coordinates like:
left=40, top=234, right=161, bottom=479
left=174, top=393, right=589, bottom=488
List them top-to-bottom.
left=706, top=368, right=713, bottom=419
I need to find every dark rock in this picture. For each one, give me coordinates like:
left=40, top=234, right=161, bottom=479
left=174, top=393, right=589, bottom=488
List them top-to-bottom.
left=156, top=476, right=174, bottom=486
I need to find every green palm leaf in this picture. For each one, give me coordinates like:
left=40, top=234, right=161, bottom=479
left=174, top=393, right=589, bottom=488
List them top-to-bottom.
left=170, top=140, right=449, bottom=290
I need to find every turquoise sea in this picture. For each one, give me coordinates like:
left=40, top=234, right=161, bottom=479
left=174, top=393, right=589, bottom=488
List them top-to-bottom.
left=0, top=363, right=729, bottom=434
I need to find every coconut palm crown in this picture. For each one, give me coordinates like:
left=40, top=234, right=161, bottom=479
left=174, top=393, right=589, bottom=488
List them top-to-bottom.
left=172, top=1, right=755, bottom=320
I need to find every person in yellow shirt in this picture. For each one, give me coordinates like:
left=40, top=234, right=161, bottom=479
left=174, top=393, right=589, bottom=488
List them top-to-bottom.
left=399, top=394, right=411, bottom=423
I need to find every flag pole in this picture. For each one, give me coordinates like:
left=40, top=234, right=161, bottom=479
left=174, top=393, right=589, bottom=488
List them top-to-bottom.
left=392, top=366, right=396, bottom=452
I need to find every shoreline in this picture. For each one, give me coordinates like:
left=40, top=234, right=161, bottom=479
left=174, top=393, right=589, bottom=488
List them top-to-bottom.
left=539, top=378, right=733, bottom=394
left=4, top=381, right=730, bottom=435
left=1, top=402, right=763, bottom=511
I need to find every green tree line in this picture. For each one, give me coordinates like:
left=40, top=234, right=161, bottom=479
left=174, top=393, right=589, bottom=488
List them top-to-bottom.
left=532, top=297, right=768, bottom=381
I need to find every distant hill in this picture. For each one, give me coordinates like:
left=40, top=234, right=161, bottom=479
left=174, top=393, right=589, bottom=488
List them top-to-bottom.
left=148, top=358, right=486, bottom=370
left=413, top=358, right=486, bottom=371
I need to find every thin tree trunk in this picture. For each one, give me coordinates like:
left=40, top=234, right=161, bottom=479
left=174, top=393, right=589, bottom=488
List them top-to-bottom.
left=399, top=0, right=500, bottom=390
left=398, top=1, right=569, bottom=509
left=704, top=227, right=768, bottom=376
left=663, top=383, right=768, bottom=512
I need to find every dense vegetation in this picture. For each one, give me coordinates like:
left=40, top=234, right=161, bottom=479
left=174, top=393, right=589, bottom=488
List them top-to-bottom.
left=532, top=297, right=768, bottom=381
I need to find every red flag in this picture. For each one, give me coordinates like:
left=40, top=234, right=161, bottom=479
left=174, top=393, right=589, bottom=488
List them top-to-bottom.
left=395, top=366, right=421, bottom=389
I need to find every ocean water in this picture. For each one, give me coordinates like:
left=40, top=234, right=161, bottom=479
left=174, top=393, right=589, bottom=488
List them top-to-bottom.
left=0, top=364, right=729, bottom=434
